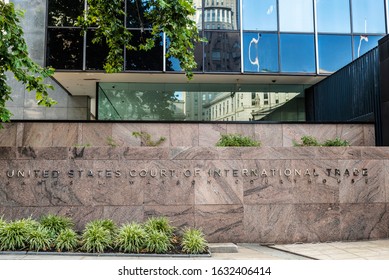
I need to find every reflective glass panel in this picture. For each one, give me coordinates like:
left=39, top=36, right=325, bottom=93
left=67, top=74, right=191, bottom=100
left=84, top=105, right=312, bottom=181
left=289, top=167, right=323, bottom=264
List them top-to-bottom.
left=48, top=0, right=84, bottom=26
left=126, top=0, right=152, bottom=28
left=204, top=0, right=239, bottom=30
left=242, top=0, right=277, bottom=31
left=279, top=0, right=314, bottom=32
left=316, top=0, right=351, bottom=33
left=351, top=0, right=386, bottom=33
left=46, top=28, right=83, bottom=69
left=86, top=30, right=110, bottom=70
left=125, top=31, right=163, bottom=71
left=204, top=32, right=241, bottom=72
left=243, top=32, right=278, bottom=73
left=280, top=34, right=315, bottom=73
left=318, top=35, right=352, bottom=74
left=353, top=35, right=383, bottom=58
left=166, top=40, right=203, bottom=72
left=97, top=83, right=305, bottom=122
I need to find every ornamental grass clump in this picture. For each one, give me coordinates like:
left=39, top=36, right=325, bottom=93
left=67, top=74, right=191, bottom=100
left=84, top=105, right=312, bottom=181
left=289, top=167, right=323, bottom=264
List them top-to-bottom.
left=216, top=134, right=260, bottom=147
left=322, top=137, right=349, bottom=147
left=39, top=214, right=74, bottom=238
left=144, top=217, right=175, bottom=237
left=0, top=218, right=34, bottom=251
left=85, top=219, right=118, bottom=239
left=116, top=222, right=147, bottom=253
left=81, top=223, right=112, bottom=253
left=28, top=226, right=52, bottom=252
left=55, top=228, right=79, bottom=252
left=181, top=228, right=208, bottom=254
left=144, top=229, right=172, bottom=254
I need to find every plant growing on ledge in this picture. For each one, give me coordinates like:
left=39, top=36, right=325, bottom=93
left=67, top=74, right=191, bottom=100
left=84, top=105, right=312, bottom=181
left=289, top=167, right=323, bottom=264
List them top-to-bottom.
left=132, top=131, right=166, bottom=146
left=216, top=134, right=261, bottom=147
left=293, top=136, right=349, bottom=147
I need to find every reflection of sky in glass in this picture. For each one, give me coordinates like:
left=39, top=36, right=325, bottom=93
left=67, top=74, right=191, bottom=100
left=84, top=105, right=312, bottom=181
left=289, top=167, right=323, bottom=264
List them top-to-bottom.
left=243, top=0, right=277, bottom=31
left=279, top=0, right=313, bottom=32
left=317, top=0, right=350, bottom=33
left=352, top=0, right=386, bottom=33
left=243, top=32, right=278, bottom=72
left=280, top=34, right=315, bottom=73
left=318, top=35, right=352, bottom=74
left=353, top=35, right=383, bottom=58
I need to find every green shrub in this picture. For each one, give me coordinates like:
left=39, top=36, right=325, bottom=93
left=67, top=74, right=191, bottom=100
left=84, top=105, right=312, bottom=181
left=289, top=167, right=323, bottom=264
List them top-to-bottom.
left=216, top=134, right=260, bottom=147
left=293, top=135, right=320, bottom=146
left=322, top=137, right=349, bottom=146
left=39, top=214, right=74, bottom=238
left=0, top=216, right=6, bottom=229
left=144, top=217, right=175, bottom=237
left=0, top=219, right=33, bottom=251
left=85, top=219, right=117, bottom=238
left=81, top=223, right=112, bottom=253
left=116, top=223, right=147, bottom=253
left=28, top=226, right=52, bottom=251
left=55, top=228, right=79, bottom=252
left=181, top=228, right=208, bottom=254
left=144, top=230, right=172, bottom=254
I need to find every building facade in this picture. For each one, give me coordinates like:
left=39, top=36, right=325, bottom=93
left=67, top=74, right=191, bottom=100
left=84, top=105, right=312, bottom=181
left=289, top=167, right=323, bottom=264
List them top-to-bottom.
left=6, top=0, right=389, bottom=123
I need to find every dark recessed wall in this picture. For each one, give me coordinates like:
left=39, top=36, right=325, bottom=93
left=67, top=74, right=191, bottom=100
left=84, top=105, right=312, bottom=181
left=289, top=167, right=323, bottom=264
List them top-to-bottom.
left=379, top=35, right=389, bottom=146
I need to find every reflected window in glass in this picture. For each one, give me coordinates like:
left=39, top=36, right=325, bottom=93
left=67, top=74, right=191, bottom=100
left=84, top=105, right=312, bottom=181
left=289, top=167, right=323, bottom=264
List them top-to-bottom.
left=48, top=0, right=84, bottom=27
left=126, top=0, right=152, bottom=28
left=204, top=0, right=239, bottom=30
left=242, top=0, right=277, bottom=31
left=279, top=0, right=314, bottom=32
left=317, top=0, right=350, bottom=33
left=351, top=0, right=386, bottom=33
left=46, top=28, right=83, bottom=69
left=86, top=30, right=110, bottom=70
left=204, top=32, right=241, bottom=72
left=243, top=32, right=278, bottom=73
left=280, top=34, right=315, bottom=73
left=318, top=35, right=352, bottom=74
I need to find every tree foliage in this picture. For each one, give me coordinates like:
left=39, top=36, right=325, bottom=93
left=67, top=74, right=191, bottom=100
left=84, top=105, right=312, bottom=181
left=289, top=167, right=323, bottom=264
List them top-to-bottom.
left=77, top=0, right=204, bottom=78
left=0, top=1, right=56, bottom=125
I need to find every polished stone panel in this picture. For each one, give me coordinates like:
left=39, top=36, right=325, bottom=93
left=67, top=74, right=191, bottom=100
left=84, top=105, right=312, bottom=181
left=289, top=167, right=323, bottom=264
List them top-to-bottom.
left=0, top=123, right=17, bottom=146
left=23, top=123, right=53, bottom=146
left=52, top=123, right=78, bottom=147
left=82, top=123, right=112, bottom=146
left=112, top=123, right=142, bottom=147
left=198, top=123, right=227, bottom=146
left=170, top=124, right=199, bottom=146
left=254, top=124, right=283, bottom=147
left=144, top=206, right=195, bottom=230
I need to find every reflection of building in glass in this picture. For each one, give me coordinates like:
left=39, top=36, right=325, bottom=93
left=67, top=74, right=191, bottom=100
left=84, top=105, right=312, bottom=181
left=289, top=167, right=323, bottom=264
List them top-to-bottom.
left=204, top=0, right=238, bottom=30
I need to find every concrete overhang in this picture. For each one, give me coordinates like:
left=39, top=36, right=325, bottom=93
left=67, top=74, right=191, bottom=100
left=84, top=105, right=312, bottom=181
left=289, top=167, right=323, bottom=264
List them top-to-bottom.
left=53, top=71, right=327, bottom=97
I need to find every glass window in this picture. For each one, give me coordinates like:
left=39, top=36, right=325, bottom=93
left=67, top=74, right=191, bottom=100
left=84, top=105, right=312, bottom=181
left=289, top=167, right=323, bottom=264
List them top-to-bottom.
left=48, top=0, right=84, bottom=27
left=126, top=0, right=152, bottom=28
left=242, top=0, right=277, bottom=31
left=279, top=0, right=314, bottom=32
left=316, top=0, right=351, bottom=33
left=351, top=0, right=386, bottom=33
left=46, top=28, right=83, bottom=70
left=86, top=30, right=110, bottom=70
left=126, top=31, right=163, bottom=71
left=204, top=32, right=241, bottom=72
left=243, top=32, right=278, bottom=73
left=280, top=34, right=315, bottom=73
left=318, top=35, right=352, bottom=74
left=353, top=35, right=383, bottom=58
left=166, top=40, right=203, bottom=72
left=98, top=83, right=305, bottom=122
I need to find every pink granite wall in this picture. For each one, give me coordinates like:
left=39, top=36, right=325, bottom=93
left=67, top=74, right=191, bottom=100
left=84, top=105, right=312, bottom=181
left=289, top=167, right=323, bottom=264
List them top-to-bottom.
left=0, top=122, right=385, bottom=244
left=0, top=122, right=376, bottom=147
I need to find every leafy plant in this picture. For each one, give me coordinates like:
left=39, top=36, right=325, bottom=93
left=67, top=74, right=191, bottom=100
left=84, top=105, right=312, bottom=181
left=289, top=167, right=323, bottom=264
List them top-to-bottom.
left=0, top=2, right=56, bottom=127
left=132, top=131, right=166, bottom=147
left=216, top=134, right=260, bottom=147
left=106, top=136, right=118, bottom=147
left=293, top=136, right=349, bottom=147
left=322, top=137, right=349, bottom=146
left=39, top=214, right=74, bottom=238
left=144, top=217, right=175, bottom=237
left=0, top=219, right=33, bottom=251
left=85, top=219, right=118, bottom=238
left=81, top=223, right=112, bottom=253
left=116, top=223, right=147, bottom=253
left=28, top=226, right=52, bottom=252
left=55, top=228, right=79, bottom=252
left=181, top=228, right=208, bottom=254
left=144, top=229, right=172, bottom=254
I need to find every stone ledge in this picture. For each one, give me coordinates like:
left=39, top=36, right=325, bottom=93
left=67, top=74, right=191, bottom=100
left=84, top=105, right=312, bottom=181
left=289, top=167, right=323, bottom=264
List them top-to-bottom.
left=208, top=243, right=238, bottom=253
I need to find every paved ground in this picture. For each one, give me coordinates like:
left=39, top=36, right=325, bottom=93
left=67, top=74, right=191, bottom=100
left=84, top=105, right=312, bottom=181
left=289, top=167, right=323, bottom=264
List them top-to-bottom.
left=0, top=240, right=389, bottom=260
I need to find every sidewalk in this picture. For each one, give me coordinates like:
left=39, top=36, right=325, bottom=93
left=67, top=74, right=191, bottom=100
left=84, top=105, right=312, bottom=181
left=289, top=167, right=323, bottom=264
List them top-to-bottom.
left=0, top=240, right=389, bottom=260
